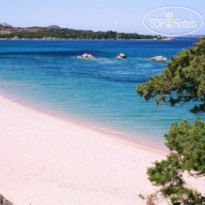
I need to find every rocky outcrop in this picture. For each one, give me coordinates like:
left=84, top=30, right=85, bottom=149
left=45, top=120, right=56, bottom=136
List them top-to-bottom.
left=78, top=53, right=95, bottom=59
left=117, top=53, right=127, bottom=59
left=150, top=56, right=167, bottom=62
left=0, top=194, right=13, bottom=205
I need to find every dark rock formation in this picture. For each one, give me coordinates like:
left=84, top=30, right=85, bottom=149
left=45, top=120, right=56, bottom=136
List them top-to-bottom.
left=0, top=194, right=13, bottom=205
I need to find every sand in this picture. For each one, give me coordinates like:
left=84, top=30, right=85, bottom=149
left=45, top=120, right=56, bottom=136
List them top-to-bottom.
left=0, top=95, right=170, bottom=205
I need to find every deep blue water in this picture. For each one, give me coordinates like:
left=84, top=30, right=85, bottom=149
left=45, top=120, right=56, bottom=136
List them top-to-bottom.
left=0, top=39, right=199, bottom=141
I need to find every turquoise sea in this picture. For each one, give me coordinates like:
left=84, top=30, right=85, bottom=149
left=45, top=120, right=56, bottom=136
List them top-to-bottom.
left=0, top=39, right=199, bottom=142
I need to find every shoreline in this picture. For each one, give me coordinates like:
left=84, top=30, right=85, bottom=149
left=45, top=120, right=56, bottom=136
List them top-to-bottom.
left=0, top=91, right=168, bottom=155
left=0, top=93, right=167, bottom=205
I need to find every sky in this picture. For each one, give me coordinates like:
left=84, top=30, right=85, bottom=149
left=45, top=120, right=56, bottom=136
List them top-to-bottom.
left=0, top=0, right=205, bottom=35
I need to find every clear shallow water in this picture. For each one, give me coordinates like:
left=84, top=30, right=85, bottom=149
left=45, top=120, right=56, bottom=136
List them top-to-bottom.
left=0, top=39, right=199, bottom=142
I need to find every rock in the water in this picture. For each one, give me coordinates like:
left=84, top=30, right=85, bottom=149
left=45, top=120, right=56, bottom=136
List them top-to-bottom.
left=78, top=53, right=95, bottom=59
left=117, top=53, right=127, bottom=59
left=150, top=56, right=167, bottom=62
left=0, top=194, right=13, bottom=205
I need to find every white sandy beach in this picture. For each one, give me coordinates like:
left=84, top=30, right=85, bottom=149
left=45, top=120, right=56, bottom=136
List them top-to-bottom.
left=0, top=95, right=203, bottom=205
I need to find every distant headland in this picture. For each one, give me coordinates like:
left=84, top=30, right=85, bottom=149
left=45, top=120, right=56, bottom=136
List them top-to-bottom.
left=0, top=23, right=164, bottom=40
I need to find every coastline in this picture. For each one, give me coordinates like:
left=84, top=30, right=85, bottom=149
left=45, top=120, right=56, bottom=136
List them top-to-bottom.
left=0, top=91, right=168, bottom=155
left=0, top=93, right=167, bottom=205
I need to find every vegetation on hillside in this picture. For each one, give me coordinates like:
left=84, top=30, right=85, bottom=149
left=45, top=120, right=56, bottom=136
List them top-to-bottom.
left=0, top=24, right=158, bottom=39
left=137, top=36, right=205, bottom=204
